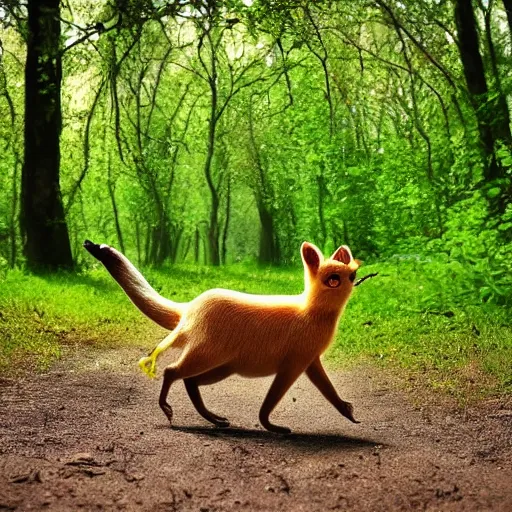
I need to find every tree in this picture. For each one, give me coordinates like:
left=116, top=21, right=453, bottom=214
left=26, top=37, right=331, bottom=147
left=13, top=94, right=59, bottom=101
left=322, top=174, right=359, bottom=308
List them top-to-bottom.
left=0, top=0, right=510, bottom=277
left=20, top=0, right=74, bottom=270
left=454, top=0, right=511, bottom=213
left=503, top=0, right=512, bottom=37
left=193, top=4, right=268, bottom=265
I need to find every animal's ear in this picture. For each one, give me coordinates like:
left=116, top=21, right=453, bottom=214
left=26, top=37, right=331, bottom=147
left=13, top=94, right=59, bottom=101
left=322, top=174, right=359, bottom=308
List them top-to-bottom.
left=301, top=242, right=322, bottom=273
left=331, top=245, right=353, bottom=264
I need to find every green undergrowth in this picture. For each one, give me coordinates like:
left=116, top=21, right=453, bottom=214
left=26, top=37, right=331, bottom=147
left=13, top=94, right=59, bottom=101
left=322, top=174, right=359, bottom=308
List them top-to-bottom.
left=333, top=258, right=512, bottom=399
left=0, top=260, right=510, bottom=398
left=0, top=268, right=157, bottom=372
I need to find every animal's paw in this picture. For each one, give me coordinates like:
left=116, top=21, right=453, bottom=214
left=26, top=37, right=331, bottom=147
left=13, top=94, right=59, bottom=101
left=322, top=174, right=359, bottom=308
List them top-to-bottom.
left=138, top=356, right=157, bottom=379
left=160, top=401, right=173, bottom=425
left=340, top=401, right=360, bottom=424
left=212, top=418, right=230, bottom=428
left=262, top=422, right=292, bottom=434
left=268, top=425, right=292, bottom=435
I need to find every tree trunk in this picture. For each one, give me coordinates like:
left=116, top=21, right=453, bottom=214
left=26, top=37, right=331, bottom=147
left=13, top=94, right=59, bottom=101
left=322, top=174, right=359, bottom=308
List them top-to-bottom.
left=21, top=0, right=73, bottom=270
left=455, top=0, right=511, bottom=214
left=503, top=0, right=512, bottom=38
left=454, top=1, right=495, bottom=174
left=482, top=3, right=512, bottom=146
left=203, top=47, right=220, bottom=266
left=204, top=91, right=220, bottom=265
left=247, top=99, right=280, bottom=265
left=9, top=152, right=21, bottom=268
left=107, top=163, right=125, bottom=254
left=221, top=173, right=231, bottom=265
left=317, top=174, right=328, bottom=250
left=147, top=194, right=170, bottom=267
left=208, top=195, right=221, bottom=266
left=258, top=205, right=278, bottom=265
left=156, top=218, right=172, bottom=266
left=144, top=221, right=151, bottom=265
left=170, top=228, right=183, bottom=264
left=194, top=228, right=200, bottom=264
left=180, top=235, right=191, bottom=263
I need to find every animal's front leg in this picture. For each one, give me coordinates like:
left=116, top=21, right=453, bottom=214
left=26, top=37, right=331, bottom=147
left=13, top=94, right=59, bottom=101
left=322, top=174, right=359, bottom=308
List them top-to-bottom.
left=305, top=357, right=360, bottom=424
left=259, top=369, right=303, bottom=434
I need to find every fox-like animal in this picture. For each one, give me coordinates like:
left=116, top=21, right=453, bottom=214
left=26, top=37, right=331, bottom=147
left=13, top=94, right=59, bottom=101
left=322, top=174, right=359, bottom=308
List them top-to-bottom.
left=84, top=240, right=361, bottom=433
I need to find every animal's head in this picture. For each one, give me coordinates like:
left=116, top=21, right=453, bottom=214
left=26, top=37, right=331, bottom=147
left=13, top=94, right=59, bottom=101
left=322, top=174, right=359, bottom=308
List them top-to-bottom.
left=301, top=242, right=361, bottom=310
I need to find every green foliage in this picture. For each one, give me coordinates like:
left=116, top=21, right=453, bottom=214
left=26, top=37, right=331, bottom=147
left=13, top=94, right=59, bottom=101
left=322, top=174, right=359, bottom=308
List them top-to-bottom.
left=2, top=0, right=512, bottom=270
left=429, top=192, right=512, bottom=306
left=333, top=260, right=512, bottom=396
left=0, top=268, right=148, bottom=372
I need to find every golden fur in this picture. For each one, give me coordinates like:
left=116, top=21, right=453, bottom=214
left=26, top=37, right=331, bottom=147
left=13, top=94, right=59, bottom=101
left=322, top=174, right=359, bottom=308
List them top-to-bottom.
left=84, top=240, right=360, bottom=433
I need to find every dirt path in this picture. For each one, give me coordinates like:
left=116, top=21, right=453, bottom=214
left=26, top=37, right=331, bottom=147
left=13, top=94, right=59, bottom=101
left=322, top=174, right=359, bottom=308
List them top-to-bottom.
left=0, top=347, right=511, bottom=511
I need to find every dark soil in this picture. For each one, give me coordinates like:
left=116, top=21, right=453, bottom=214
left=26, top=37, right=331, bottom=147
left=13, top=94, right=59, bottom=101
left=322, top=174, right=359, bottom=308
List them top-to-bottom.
left=1, top=347, right=511, bottom=511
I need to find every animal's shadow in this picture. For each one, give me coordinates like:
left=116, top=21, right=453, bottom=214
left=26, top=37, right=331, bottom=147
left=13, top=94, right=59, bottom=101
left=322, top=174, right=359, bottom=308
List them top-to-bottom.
left=160, top=424, right=382, bottom=452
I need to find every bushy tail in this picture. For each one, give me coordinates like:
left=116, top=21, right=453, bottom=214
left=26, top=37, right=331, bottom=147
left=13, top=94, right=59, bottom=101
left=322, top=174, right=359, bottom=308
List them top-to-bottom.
left=83, top=240, right=185, bottom=331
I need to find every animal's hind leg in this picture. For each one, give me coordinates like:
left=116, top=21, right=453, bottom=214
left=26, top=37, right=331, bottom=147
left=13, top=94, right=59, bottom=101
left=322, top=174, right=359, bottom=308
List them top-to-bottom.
left=158, top=350, right=226, bottom=426
left=159, top=364, right=179, bottom=424
left=184, top=365, right=233, bottom=427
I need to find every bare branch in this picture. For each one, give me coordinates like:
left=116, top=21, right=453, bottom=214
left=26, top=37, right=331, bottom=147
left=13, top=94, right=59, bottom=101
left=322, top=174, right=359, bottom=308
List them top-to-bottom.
left=61, top=22, right=118, bottom=56
left=355, top=273, right=379, bottom=286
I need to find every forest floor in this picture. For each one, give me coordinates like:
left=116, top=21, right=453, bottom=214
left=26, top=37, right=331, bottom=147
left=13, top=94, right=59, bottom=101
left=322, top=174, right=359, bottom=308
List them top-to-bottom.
left=0, top=346, right=511, bottom=512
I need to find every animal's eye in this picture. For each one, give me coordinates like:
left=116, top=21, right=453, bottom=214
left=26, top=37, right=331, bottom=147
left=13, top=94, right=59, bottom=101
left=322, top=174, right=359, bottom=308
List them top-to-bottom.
left=349, top=272, right=357, bottom=283
left=325, top=274, right=341, bottom=288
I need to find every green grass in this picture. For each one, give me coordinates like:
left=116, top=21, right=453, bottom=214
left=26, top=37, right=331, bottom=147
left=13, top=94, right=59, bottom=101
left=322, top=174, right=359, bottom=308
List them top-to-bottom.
left=334, top=258, right=512, bottom=398
left=0, top=261, right=510, bottom=398
left=0, top=268, right=152, bottom=372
